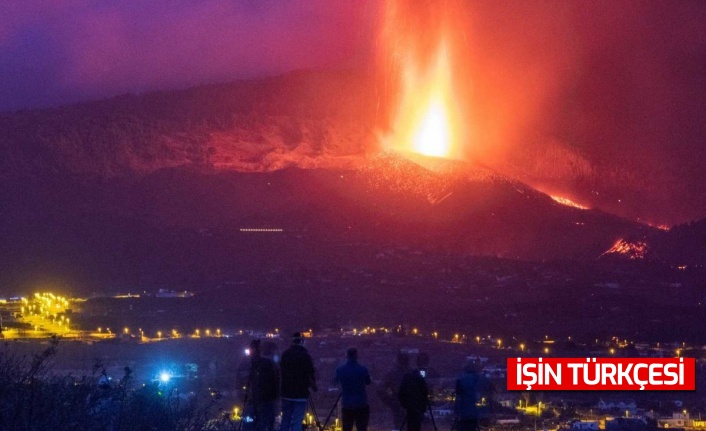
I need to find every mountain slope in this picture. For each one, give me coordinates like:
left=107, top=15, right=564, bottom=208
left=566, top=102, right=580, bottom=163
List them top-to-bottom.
left=0, top=71, right=375, bottom=177
left=0, top=150, right=658, bottom=293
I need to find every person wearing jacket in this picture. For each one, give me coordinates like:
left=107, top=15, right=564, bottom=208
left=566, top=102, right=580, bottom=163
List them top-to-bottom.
left=279, top=333, right=317, bottom=431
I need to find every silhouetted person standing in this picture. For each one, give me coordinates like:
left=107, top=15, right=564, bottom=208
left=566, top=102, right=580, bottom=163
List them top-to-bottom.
left=280, top=333, right=317, bottom=431
left=247, top=339, right=279, bottom=431
left=335, top=347, right=372, bottom=431
left=379, top=351, right=411, bottom=430
left=454, top=361, right=492, bottom=431
left=398, top=363, right=429, bottom=431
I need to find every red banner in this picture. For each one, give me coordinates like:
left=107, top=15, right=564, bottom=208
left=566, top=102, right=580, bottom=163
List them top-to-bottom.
left=506, top=357, right=695, bottom=391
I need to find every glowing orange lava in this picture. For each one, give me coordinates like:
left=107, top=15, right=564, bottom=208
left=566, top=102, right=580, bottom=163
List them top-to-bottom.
left=414, top=95, right=451, bottom=158
left=550, top=195, right=589, bottom=210
left=647, top=222, right=670, bottom=231
left=601, top=239, right=648, bottom=259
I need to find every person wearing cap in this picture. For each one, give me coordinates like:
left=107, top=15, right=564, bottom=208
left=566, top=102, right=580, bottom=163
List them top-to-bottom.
left=279, top=332, right=317, bottom=431
left=335, top=347, right=372, bottom=431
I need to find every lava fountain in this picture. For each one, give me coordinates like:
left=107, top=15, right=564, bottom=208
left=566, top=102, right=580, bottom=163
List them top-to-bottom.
left=378, top=0, right=471, bottom=162
left=407, top=43, right=454, bottom=158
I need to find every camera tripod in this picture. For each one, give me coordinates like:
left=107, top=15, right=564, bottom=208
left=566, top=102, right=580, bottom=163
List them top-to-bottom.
left=237, top=361, right=256, bottom=431
left=307, top=392, right=342, bottom=431
left=397, top=398, right=438, bottom=431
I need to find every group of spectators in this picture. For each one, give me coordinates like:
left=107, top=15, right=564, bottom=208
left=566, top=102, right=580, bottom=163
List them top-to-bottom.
left=242, top=332, right=491, bottom=431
